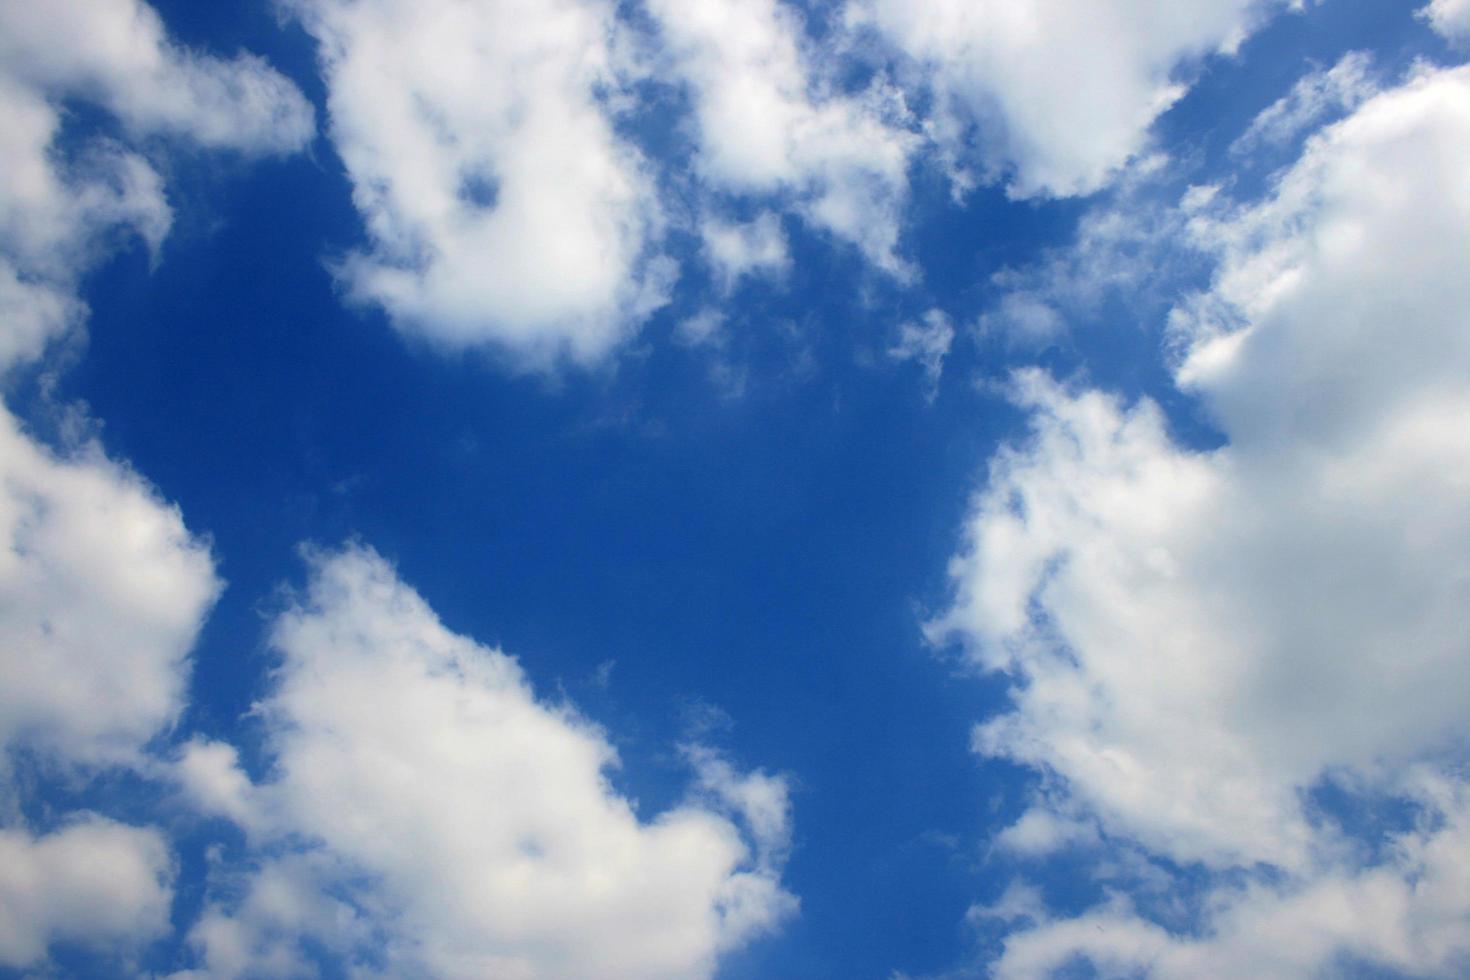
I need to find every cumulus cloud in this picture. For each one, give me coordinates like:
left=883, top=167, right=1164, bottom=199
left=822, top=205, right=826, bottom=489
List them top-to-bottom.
left=289, top=0, right=671, bottom=365
left=647, top=0, right=916, bottom=274
left=854, top=0, right=1288, bottom=197
left=1424, top=0, right=1470, bottom=44
left=935, top=63, right=1470, bottom=973
left=0, top=266, right=83, bottom=373
left=0, top=300, right=217, bottom=970
left=0, top=408, right=220, bottom=769
left=177, top=545, right=795, bottom=980
left=991, top=806, right=1098, bottom=859
left=0, top=817, right=175, bottom=969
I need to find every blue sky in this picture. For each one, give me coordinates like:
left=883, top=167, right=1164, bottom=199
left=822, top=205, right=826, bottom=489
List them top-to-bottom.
left=2, top=1, right=1470, bottom=977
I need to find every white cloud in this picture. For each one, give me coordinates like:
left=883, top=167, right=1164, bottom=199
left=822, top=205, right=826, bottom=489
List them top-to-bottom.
left=0, top=0, right=313, bottom=156
left=0, top=0, right=314, bottom=371
left=0, top=0, right=241, bottom=777
left=289, top=0, right=671, bottom=365
left=647, top=0, right=916, bottom=273
left=854, top=0, right=1288, bottom=198
left=1424, top=0, right=1470, bottom=44
left=1230, top=51, right=1378, bottom=158
left=935, top=63, right=1470, bottom=974
left=0, top=71, right=170, bottom=356
left=974, top=161, right=1210, bottom=347
left=701, top=211, right=791, bottom=292
left=0, top=264, right=82, bottom=373
left=977, top=292, right=1064, bottom=349
left=676, top=309, right=728, bottom=349
left=887, top=309, right=953, bottom=398
left=0, top=382, right=211, bottom=975
left=0, top=407, right=221, bottom=769
left=179, top=545, right=795, bottom=980
left=990, top=772, right=1470, bottom=978
left=992, top=807, right=1098, bottom=858
left=0, top=817, right=174, bottom=969
left=174, top=852, right=373, bottom=980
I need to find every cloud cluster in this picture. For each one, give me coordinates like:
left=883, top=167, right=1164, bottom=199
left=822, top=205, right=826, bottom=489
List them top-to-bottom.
left=0, top=0, right=313, bottom=968
left=294, top=0, right=1318, bottom=360
left=854, top=0, right=1286, bottom=198
left=0, top=9, right=801, bottom=966
left=935, top=62, right=1470, bottom=974
left=176, top=545, right=795, bottom=979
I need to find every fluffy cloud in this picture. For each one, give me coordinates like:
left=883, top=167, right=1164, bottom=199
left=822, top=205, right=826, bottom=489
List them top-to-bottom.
left=0, top=0, right=313, bottom=156
left=0, top=0, right=314, bottom=370
left=289, top=0, right=671, bottom=365
left=647, top=0, right=916, bottom=273
left=854, top=0, right=1287, bottom=197
left=1424, top=0, right=1470, bottom=44
left=935, top=63, right=1470, bottom=973
left=0, top=68, right=170, bottom=364
left=0, top=266, right=82, bottom=374
left=0, top=408, right=219, bottom=769
left=178, top=545, right=795, bottom=979
left=0, top=817, right=175, bottom=969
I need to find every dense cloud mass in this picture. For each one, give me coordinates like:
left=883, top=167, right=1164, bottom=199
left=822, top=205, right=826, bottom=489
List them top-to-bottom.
left=935, top=63, right=1470, bottom=975
left=175, top=546, right=795, bottom=980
